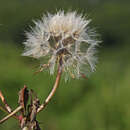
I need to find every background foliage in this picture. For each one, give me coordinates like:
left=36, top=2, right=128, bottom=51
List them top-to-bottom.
left=0, top=0, right=130, bottom=130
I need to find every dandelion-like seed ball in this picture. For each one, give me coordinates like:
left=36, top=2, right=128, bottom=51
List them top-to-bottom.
left=22, top=11, right=100, bottom=81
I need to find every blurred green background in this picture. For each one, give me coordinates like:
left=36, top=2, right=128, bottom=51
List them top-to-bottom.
left=0, top=0, right=130, bottom=130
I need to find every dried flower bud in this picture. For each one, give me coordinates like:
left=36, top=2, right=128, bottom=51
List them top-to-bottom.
left=22, top=11, right=100, bottom=81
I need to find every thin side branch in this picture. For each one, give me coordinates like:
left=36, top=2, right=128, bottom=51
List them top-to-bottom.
left=37, top=64, right=62, bottom=113
left=0, top=90, right=12, bottom=112
left=0, top=90, right=18, bottom=121
left=0, top=104, right=19, bottom=121
left=0, top=105, right=8, bottom=113
left=0, top=106, right=22, bottom=124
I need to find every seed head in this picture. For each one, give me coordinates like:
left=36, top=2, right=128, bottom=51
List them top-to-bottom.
left=22, top=11, right=100, bottom=81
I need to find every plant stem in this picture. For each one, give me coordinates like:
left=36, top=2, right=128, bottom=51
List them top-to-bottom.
left=37, top=64, right=62, bottom=113
left=0, top=90, right=12, bottom=112
left=0, top=105, right=8, bottom=113
left=0, top=105, right=18, bottom=119
left=0, top=106, right=22, bottom=124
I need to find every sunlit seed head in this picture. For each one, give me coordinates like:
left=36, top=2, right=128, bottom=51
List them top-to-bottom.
left=22, top=11, right=100, bottom=81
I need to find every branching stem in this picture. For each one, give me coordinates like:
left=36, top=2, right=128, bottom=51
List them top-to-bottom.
left=0, top=90, right=12, bottom=113
left=0, top=106, right=22, bottom=124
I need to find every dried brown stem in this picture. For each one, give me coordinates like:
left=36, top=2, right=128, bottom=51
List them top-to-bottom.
left=37, top=64, right=62, bottom=113
left=0, top=90, right=12, bottom=112
left=0, top=90, right=18, bottom=122
left=0, top=104, right=19, bottom=121
left=0, top=105, right=8, bottom=113
left=0, top=106, right=22, bottom=124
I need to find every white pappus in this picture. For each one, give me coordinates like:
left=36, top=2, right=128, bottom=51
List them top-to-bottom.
left=22, top=11, right=100, bottom=81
